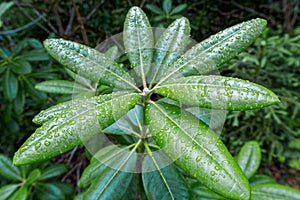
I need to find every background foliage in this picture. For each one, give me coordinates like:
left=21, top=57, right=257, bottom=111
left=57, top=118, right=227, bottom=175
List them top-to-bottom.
left=1, top=0, right=299, bottom=198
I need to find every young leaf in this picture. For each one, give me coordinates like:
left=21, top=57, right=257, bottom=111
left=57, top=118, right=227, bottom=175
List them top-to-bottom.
left=163, top=0, right=172, bottom=13
left=123, top=6, right=154, bottom=84
left=149, top=17, right=190, bottom=85
left=157, top=18, right=267, bottom=84
left=43, top=39, right=137, bottom=90
left=3, top=69, right=18, bottom=101
left=155, top=76, right=280, bottom=111
left=35, top=80, right=90, bottom=94
left=13, top=92, right=141, bottom=165
left=145, top=102, right=250, bottom=200
left=237, top=141, right=261, bottom=179
left=142, top=153, right=189, bottom=199
left=0, top=154, right=22, bottom=181
left=25, top=169, right=41, bottom=186
left=251, top=183, right=300, bottom=200
left=0, top=184, right=19, bottom=200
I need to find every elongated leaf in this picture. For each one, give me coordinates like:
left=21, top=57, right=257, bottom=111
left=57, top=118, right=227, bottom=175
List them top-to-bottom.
left=163, top=0, right=172, bottom=13
left=0, top=2, right=14, bottom=27
left=145, top=4, right=164, bottom=15
left=170, top=4, right=188, bottom=15
left=123, top=6, right=154, bottom=80
left=149, top=17, right=190, bottom=85
left=158, top=18, right=266, bottom=83
left=43, top=39, right=136, bottom=90
left=104, top=46, right=120, bottom=60
left=22, top=49, right=49, bottom=61
left=11, top=59, right=32, bottom=74
left=64, top=68, right=92, bottom=88
left=3, top=69, right=18, bottom=101
left=155, top=76, right=280, bottom=111
left=23, top=77, right=47, bottom=103
left=35, top=80, right=90, bottom=94
left=13, top=89, right=25, bottom=115
left=13, top=91, right=141, bottom=165
left=145, top=102, right=250, bottom=200
left=237, top=141, right=261, bottom=179
left=83, top=144, right=138, bottom=200
left=0, top=154, right=22, bottom=181
left=142, top=154, right=189, bottom=199
left=39, top=164, right=67, bottom=181
left=25, top=169, right=41, bottom=186
left=249, top=175, right=276, bottom=186
left=51, top=182, right=74, bottom=197
left=190, top=182, right=225, bottom=199
left=35, top=183, right=65, bottom=200
left=251, top=183, right=300, bottom=200
left=0, top=184, right=19, bottom=200
left=7, top=185, right=27, bottom=200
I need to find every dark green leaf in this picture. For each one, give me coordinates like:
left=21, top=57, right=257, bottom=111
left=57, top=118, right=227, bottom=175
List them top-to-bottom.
left=163, top=0, right=172, bottom=13
left=145, top=4, right=164, bottom=15
left=170, top=4, right=188, bottom=15
left=123, top=6, right=154, bottom=80
left=149, top=17, right=190, bottom=85
left=157, top=18, right=267, bottom=82
left=28, top=38, right=43, bottom=48
left=43, top=39, right=136, bottom=90
left=22, top=49, right=49, bottom=61
left=11, top=59, right=32, bottom=74
left=3, top=69, right=18, bottom=101
left=155, top=76, right=280, bottom=111
left=23, top=77, right=47, bottom=103
left=35, top=80, right=90, bottom=94
left=13, top=89, right=25, bottom=115
left=13, top=91, right=141, bottom=165
left=146, top=102, right=250, bottom=200
left=237, top=141, right=261, bottom=179
left=142, top=153, right=189, bottom=199
left=0, top=154, right=22, bottom=181
left=39, top=164, right=67, bottom=181
left=25, top=169, right=41, bottom=186
left=249, top=175, right=276, bottom=186
left=50, top=182, right=74, bottom=196
left=190, top=182, right=225, bottom=199
left=35, top=183, right=65, bottom=200
left=251, top=183, right=300, bottom=200
left=0, top=184, right=19, bottom=200
left=7, top=185, right=27, bottom=200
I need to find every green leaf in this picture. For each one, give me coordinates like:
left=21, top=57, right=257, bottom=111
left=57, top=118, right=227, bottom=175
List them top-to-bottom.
left=163, top=0, right=172, bottom=13
left=0, top=2, right=14, bottom=27
left=145, top=4, right=164, bottom=15
left=170, top=4, right=188, bottom=15
left=123, top=6, right=154, bottom=81
left=149, top=17, right=190, bottom=85
left=158, top=18, right=267, bottom=83
left=28, top=38, right=43, bottom=48
left=43, top=39, right=136, bottom=90
left=104, top=46, right=120, bottom=60
left=22, top=49, right=49, bottom=61
left=11, top=59, right=32, bottom=74
left=64, top=68, right=92, bottom=88
left=3, top=69, right=18, bottom=101
left=155, top=76, right=280, bottom=111
left=23, top=77, right=47, bottom=103
left=35, top=80, right=90, bottom=94
left=13, top=89, right=25, bottom=115
left=13, top=91, right=141, bottom=165
left=145, top=102, right=250, bottom=200
left=237, top=141, right=261, bottom=179
left=83, top=144, right=138, bottom=200
left=142, top=153, right=189, bottom=199
left=0, top=154, right=22, bottom=181
left=289, top=158, right=300, bottom=170
left=39, top=164, right=67, bottom=181
left=25, top=169, right=41, bottom=186
left=249, top=175, right=276, bottom=186
left=50, top=182, right=74, bottom=197
left=190, top=182, right=225, bottom=199
left=35, top=183, right=65, bottom=200
left=251, top=183, right=300, bottom=200
left=0, top=184, right=19, bottom=200
left=7, top=185, right=27, bottom=200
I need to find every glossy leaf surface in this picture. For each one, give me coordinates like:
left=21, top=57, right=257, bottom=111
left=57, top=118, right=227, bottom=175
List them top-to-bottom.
left=123, top=6, right=154, bottom=80
left=149, top=17, right=190, bottom=85
left=158, top=18, right=267, bottom=83
left=44, top=39, right=136, bottom=90
left=155, top=76, right=279, bottom=111
left=35, top=80, right=90, bottom=94
left=13, top=92, right=141, bottom=165
left=146, top=102, right=250, bottom=200
left=237, top=141, right=261, bottom=179
left=142, top=154, right=189, bottom=200
left=251, top=183, right=300, bottom=200
left=0, top=184, right=19, bottom=200
left=8, top=185, right=27, bottom=200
